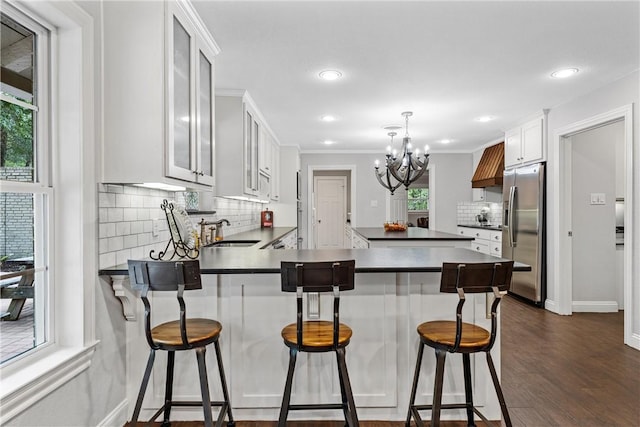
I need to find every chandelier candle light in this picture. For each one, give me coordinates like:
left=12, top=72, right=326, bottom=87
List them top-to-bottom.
left=374, top=111, right=430, bottom=195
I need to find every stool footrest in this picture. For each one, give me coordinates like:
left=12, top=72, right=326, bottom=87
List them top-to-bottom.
left=147, top=401, right=229, bottom=424
left=289, top=403, right=345, bottom=411
left=410, top=403, right=499, bottom=427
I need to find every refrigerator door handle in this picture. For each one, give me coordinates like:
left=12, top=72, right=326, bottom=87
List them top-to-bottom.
left=508, top=185, right=516, bottom=247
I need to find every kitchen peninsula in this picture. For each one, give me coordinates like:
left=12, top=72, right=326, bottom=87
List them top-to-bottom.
left=100, top=226, right=528, bottom=423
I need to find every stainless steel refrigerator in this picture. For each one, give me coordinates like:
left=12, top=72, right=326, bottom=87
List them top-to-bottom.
left=502, top=163, right=546, bottom=305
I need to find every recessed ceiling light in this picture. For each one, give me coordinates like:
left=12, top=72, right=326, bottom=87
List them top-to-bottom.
left=551, top=68, right=579, bottom=79
left=319, top=70, right=342, bottom=81
left=321, top=115, right=336, bottom=122
left=475, top=116, right=495, bottom=123
left=439, top=139, right=451, bottom=144
left=323, top=140, right=335, bottom=145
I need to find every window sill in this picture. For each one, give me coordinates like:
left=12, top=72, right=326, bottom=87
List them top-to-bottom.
left=0, top=341, right=99, bottom=423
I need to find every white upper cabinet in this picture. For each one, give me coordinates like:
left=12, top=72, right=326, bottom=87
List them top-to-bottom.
left=102, top=1, right=219, bottom=188
left=216, top=91, right=281, bottom=199
left=504, top=114, right=546, bottom=169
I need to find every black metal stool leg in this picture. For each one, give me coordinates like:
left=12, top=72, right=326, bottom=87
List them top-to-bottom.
left=213, top=340, right=235, bottom=426
left=406, top=341, right=425, bottom=427
left=196, top=347, right=214, bottom=427
left=278, top=347, right=297, bottom=427
left=336, top=347, right=359, bottom=427
left=431, top=348, right=447, bottom=427
left=131, top=349, right=156, bottom=425
left=336, top=350, right=350, bottom=425
left=162, top=351, right=176, bottom=426
left=486, top=351, right=512, bottom=427
left=462, top=353, right=476, bottom=427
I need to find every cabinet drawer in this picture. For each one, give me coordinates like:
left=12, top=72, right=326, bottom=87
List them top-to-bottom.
left=469, top=228, right=491, bottom=240
left=490, top=231, right=502, bottom=242
left=470, top=241, right=489, bottom=254
left=490, top=243, right=502, bottom=257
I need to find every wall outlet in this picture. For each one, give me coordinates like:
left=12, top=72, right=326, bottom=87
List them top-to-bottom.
left=370, top=200, right=378, bottom=207
left=152, top=219, right=160, bottom=237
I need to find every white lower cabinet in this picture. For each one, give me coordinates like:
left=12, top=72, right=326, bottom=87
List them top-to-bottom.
left=344, top=224, right=353, bottom=248
left=457, top=227, right=502, bottom=257
left=281, top=229, right=297, bottom=249
left=352, top=231, right=369, bottom=248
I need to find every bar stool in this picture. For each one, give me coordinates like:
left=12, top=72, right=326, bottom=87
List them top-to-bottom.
left=127, top=260, right=234, bottom=427
left=278, top=260, right=359, bottom=427
left=406, top=261, right=514, bottom=427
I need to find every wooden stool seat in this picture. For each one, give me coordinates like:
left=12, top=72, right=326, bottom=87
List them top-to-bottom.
left=152, top=318, right=222, bottom=348
left=282, top=320, right=352, bottom=349
left=417, top=320, right=490, bottom=351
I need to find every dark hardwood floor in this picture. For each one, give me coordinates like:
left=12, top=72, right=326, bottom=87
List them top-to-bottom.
left=501, top=295, right=640, bottom=426
left=125, top=296, right=640, bottom=427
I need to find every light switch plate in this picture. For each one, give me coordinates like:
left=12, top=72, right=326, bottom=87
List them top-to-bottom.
left=590, top=193, right=606, bottom=205
left=370, top=200, right=378, bottom=207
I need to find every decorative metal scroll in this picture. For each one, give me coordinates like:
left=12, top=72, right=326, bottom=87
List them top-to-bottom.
left=150, top=199, right=199, bottom=260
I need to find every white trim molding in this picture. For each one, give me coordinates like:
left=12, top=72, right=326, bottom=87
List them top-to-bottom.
left=551, top=103, right=635, bottom=349
left=571, top=301, right=619, bottom=313
left=0, top=343, right=98, bottom=424
left=97, top=398, right=129, bottom=427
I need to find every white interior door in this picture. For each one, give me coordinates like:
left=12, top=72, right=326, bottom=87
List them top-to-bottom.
left=314, top=176, right=346, bottom=249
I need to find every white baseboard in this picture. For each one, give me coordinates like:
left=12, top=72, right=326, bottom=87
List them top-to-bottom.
left=544, top=298, right=560, bottom=313
left=571, top=300, right=619, bottom=312
left=627, top=333, right=640, bottom=350
left=97, top=399, right=128, bottom=427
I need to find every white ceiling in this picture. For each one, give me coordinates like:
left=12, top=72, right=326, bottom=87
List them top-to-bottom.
left=193, top=1, right=639, bottom=154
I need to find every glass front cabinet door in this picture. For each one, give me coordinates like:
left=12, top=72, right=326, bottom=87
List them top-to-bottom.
left=167, top=3, right=217, bottom=187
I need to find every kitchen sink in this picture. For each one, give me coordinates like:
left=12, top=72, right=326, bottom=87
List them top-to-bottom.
left=204, top=240, right=259, bottom=248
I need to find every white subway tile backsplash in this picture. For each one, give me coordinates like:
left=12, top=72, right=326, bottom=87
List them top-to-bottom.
left=98, top=185, right=264, bottom=268
left=115, top=194, right=131, bottom=208
left=108, top=208, right=124, bottom=222
left=123, top=208, right=138, bottom=221
left=116, top=222, right=131, bottom=236
left=123, top=234, right=138, bottom=249
left=108, top=236, right=124, bottom=252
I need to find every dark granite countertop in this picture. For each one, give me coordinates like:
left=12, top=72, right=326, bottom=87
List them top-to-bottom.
left=457, top=223, right=503, bottom=232
left=353, top=227, right=473, bottom=241
left=99, top=246, right=530, bottom=275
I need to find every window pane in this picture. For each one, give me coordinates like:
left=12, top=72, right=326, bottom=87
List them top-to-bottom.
left=1, top=13, right=36, bottom=183
left=0, top=99, right=35, bottom=181
left=408, top=188, right=429, bottom=211
left=0, top=192, right=42, bottom=363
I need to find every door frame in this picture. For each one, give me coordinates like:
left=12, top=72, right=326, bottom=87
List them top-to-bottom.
left=552, top=104, right=635, bottom=348
left=306, top=164, right=356, bottom=250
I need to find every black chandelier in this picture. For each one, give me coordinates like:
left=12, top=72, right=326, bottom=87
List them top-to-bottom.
left=374, top=111, right=429, bottom=195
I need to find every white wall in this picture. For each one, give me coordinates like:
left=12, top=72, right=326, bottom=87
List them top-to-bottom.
left=546, top=70, right=639, bottom=344
left=570, top=121, right=622, bottom=308
left=428, top=153, right=474, bottom=233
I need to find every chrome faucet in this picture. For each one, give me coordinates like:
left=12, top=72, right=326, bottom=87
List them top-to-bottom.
left=198, top=219, right=218, bottom=246
left=213, top=219, right=230, bottom=241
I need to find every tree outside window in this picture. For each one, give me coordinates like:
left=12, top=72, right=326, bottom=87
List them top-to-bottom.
left=408, top=188, right=428, bottom=211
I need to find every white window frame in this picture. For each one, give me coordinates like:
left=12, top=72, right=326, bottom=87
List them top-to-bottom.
left=0, top=1, right=98, bottom=423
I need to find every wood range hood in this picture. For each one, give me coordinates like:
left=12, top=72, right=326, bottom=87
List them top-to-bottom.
left=471, top=142, right=504, bottom=188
